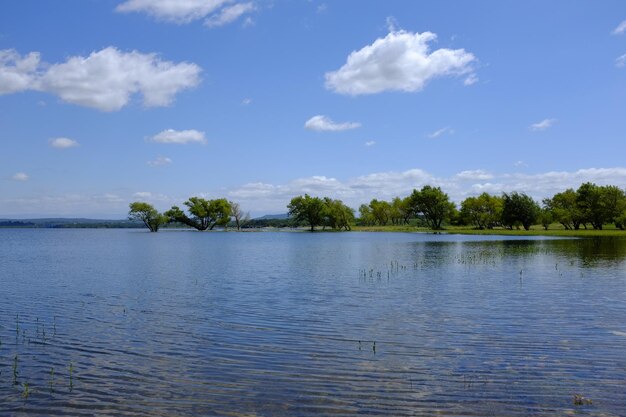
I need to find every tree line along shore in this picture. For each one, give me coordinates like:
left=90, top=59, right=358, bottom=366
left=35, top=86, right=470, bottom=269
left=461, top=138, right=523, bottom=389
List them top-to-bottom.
left=129, top=182, right=626, bottom=234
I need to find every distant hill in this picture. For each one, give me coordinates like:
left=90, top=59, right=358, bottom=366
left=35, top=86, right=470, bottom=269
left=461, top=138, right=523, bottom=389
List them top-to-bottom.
left=253, top=213, right=289, bottom=220
left=0, top=218, right=141, bottom=228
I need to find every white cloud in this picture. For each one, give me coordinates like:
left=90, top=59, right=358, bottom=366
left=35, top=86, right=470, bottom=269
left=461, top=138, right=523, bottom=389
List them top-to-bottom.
left=116, top=0, right=255, bottom=27
left=116, top=0, right=231, bottom=23
left=205, top=2, right=255, bottom=27
left=317, top=4, right=328, bottom=13
left=613, top=20, right=626, bottom=35
left=325, top=29, right=476, bottom=95
left=0, top=47, right=201, bottom=111
left=0, top=49, right=40, bottom=94
left=616, top=54, right=626, bottom=68
left=464, top=73, right=478, bottom=86
left=241, top=97, right=252, bottom=105
left=304, top=115, right=361, bottom=132
left=530, top=118, right=556, bottom=131
left=428, top=126, right=454, bottom=138
left=149, top=129, right=207, bottom=144
left=49, top=137, right=79, bottom=149
left=365, top=140, right=376, bottom=147
left=147, top=156, right=172, bottom=166
left=514, top=160, right=528, bottom=168
left=4, top=167, right=626, bottom=217
left=225, top=167, right=626, bottom=214
left=455, top=170, right=493, bottom=181
left=11, top=172, right=29, bottom=181
left=132, top=191, right=170, bottom=201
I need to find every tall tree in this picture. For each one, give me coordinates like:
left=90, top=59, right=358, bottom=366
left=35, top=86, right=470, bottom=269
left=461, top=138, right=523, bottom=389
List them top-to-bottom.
left=409, top=186, right=456, bottom=230
left=543, top=188, right=582, bottom=230
left=460, top=192, right=503, bottom=229
left=501, top=192, right=540, bottom=230
left=287, top=194, right=325, bottom=231
left=165, top=197, right=232, bottom=231
left=322, top=198, right=355, bottom=231
left=369, top=199, right=391, bottom=225
left=229, top=201, right=250, bottom=231
left=128, top=202, right=168, bottom=232
left=358, top=204, right=375, bottom=226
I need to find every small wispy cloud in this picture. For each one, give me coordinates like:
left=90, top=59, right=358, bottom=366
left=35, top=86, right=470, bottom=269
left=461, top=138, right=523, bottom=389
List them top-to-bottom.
left=204, top=2, right=256, bottom=28
left=317, top=3, right=328, bottom=13
left=613, top=20, right=626, bottom=35
left=616, top=54, right=626, bottom=68
left=464, top=73, right=478, bottom=86
left=241, top=97, right=252, bottom=105
left=304, top=115, right=361, bottom=132
left=529, top=118, right=557, bottom=131
left=428, top=126, right=454, bottom=138
left=149, top=129, right=207, bottom=144
left=49, top=137, right=79, bottom=149
left=365, top=140, right=376, bottom=147
left=147, top=156, right=172, bottom=167
left=514, top=160, right=529, bottom=168
left=12, top=172, right=29, bottom=181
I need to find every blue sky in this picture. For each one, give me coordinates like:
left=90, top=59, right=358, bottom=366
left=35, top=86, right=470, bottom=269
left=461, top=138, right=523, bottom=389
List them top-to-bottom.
left=2, top=0, right=626, bottom=218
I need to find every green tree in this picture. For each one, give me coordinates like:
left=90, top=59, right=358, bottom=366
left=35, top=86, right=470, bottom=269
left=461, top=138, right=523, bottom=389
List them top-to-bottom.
left=409, top=186, right=456, bottom=230
left=543, top=188, right=582, bottom=230
left=501, top=192, right=540, bottom=230
left=460, top=193, right=503, bottom=229
left=287, top=194, right=325, bottom=231
left=390, top=196, right=412, bottom=225
left=165, top=197, right=232, bottom=231
left=322, top=198, right=355, bottom=231
left=369, top=199, right=391, bottom=225
left=128, top=202, right=168, bottom=232
left=358, top=204, right=375, bottom=226
left=539, top=207, right=553, bottom=230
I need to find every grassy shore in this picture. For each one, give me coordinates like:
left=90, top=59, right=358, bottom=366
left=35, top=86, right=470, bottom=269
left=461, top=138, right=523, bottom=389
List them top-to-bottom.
left=351, top=224, right=626, bottom=237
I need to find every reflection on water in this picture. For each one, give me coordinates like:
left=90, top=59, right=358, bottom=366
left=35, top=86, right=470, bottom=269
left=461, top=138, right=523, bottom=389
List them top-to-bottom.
left=1, top=230, right=625, bottom=416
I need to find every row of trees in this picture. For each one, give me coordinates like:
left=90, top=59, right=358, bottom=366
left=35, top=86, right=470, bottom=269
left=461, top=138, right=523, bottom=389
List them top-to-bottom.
left=130, top=182, right=626, bottom=232
left=287, top=195, right=355, bottom=231
left=128, top=198, right=249, bottom=232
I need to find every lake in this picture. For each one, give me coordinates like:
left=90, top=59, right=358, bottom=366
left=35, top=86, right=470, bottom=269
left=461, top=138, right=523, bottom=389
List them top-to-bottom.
left=1, top=229, right=625, bottom=416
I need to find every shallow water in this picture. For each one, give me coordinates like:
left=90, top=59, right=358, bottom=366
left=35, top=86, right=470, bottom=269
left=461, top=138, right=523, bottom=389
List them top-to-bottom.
left=1, top=229, right=625, bottom=416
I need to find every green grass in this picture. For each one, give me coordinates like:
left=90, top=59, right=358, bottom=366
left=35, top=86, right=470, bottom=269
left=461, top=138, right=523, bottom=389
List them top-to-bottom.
left=351, top=223, right=626, bottom=237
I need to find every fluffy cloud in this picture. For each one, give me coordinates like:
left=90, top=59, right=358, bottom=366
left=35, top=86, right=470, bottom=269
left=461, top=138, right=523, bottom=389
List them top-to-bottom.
left=116, top=0, right=255, bottom=26
left=205, top=2, right=255, bottom=27
left=613, top=20, right=626, bottom=35
left=325, top=30, right=476, bottom=95
left=0, top=47, right=201, bottom=111
left=0, top=50, right=40, bottom=94
left=304, top=115, right=361, bottom=132
left=428, top=126, right=454, bottom=138
left=149, top=129, right=207, bottom=144
left=49, top=137, right=79, bottom=149
left=147, top=156, right=172, bottom=166
left=225, top=167, right=626, bottom=214
left=11, top=172, right=29, bottom=181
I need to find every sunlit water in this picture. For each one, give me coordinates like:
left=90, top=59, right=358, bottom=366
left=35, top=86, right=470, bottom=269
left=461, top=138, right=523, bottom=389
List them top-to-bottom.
left=1, top=229, right=625, bottom=416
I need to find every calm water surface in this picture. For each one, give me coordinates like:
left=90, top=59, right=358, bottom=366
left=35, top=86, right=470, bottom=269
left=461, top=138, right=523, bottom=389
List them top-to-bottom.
left=1, top=230, right=625, bottom=416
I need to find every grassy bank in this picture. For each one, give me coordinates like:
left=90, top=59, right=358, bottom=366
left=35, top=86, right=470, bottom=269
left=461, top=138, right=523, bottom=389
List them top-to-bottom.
left=351, top=224, right=626, bottom=237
